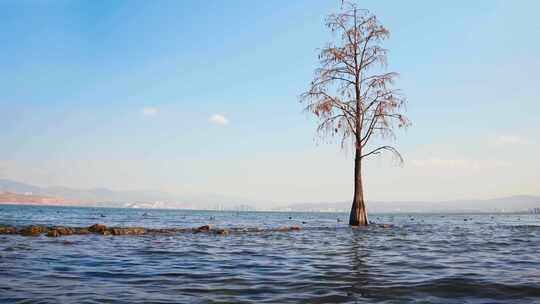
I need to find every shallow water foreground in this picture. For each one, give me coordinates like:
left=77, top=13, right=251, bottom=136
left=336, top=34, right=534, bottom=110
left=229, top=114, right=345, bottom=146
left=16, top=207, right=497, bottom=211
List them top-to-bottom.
left=1, top=205, right=539, bottom=304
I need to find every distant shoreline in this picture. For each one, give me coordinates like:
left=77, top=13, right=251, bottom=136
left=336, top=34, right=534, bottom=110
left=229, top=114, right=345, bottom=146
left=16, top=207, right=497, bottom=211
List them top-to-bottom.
left=0, top=203, right=536, bottom=215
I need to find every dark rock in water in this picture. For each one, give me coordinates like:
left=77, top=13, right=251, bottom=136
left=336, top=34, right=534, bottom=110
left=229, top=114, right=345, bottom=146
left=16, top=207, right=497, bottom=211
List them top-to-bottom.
left=100, top=214, right=106, bottom=218
left=89, top=224, right=108, bottom=234
left=379, top=224, right=394, bottom=228
left=192, top=225, right=229, bottom=235
left=194, top=225, right=213, bottom=233
left=0, top=226, right=17, bottom=234
left=20, top=226, right=47, bottom=236
left=275, top=226, right=301, bottom=232
left=47, top=227, right=73, bottom=237
left=56, top=227, right=73, bottom=235
left=111, top=227, right=146, bottom=235
left=74, top=228, right=90, bottom=235
left=147, top=228, right=177, bottom=235
left=147, top=228, right=169, bottom=234
left=214, top=229, right=229, bottom=235
left=47, top=230, right=60, bottom=237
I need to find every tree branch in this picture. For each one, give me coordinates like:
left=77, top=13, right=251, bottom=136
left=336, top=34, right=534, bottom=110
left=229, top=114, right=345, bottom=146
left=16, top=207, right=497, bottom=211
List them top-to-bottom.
left=360, top=145, right=403, bottom=163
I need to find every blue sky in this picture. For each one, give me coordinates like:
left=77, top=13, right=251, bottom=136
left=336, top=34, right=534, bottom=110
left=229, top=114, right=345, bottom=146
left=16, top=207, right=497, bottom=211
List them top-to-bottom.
left=1, top=0, right=539, bottom=204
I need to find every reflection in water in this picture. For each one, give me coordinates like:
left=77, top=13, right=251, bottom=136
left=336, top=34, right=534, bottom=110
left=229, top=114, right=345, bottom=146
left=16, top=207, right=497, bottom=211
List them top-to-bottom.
left=349, top=229, right=371, bottom=301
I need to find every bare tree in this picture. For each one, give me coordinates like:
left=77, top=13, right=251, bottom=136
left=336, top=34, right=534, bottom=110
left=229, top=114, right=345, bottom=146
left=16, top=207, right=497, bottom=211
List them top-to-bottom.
left=300, top=1, right=410, bottom=226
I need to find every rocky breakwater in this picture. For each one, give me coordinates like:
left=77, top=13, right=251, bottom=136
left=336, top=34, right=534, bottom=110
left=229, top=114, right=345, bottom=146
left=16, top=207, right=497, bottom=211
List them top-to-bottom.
left=0, top=223, right=304, bottom=237
left=0, top=224, right=147, bottom=237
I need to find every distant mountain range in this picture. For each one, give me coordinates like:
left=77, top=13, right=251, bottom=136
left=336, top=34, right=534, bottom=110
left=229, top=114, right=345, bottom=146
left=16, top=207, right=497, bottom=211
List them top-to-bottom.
left=0, top=178, right=258, bottom=210
left=0, top=178, right=170, bottom=207
left=1, top=178, right=539, bottom=213
left=0, top=191, right=80, bottom=206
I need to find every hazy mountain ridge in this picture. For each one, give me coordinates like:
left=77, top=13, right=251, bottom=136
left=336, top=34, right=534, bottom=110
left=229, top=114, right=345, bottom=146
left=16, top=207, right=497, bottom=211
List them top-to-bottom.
left=0, top=179, right=261, bottom=210
left=0, top=191, right=80, bottom=206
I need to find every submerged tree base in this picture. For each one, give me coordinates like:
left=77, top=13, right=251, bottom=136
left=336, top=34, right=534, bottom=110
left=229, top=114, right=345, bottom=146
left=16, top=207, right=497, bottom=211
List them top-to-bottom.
left=0, top=224, right=303, bottom=237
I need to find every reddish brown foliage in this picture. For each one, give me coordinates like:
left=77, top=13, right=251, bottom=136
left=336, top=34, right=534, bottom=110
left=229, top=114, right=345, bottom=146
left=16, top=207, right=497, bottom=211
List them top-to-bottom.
left=300, top=1, right=410, bottom=158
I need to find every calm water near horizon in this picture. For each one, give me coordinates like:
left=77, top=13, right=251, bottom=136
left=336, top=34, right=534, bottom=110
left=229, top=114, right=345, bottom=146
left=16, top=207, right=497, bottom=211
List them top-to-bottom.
left=1, top=205, right=539, bottom=303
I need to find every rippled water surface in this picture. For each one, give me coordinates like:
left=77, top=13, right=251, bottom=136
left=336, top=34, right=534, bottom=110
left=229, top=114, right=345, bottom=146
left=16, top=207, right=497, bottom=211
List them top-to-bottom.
left=1, top=205, right=539, bottom=303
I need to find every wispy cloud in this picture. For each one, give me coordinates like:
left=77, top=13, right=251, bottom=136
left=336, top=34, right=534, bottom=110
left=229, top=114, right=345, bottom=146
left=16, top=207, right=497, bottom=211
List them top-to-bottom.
left=141, top=107, right=159, bottom=116
left=209, top=114, right=229, bottom=126
left=495, top=135, right=529, bottom=145
left=412, top=157, right=511, bottom=170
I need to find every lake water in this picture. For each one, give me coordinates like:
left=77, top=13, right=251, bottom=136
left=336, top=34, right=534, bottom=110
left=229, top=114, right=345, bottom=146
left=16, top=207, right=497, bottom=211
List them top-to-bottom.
left=1, top=205, right=539, bottom=303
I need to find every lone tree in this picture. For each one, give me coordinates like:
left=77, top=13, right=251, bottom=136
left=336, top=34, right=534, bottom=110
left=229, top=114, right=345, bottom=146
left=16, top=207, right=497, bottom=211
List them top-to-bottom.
left=301, top=1, right=410, bottom=226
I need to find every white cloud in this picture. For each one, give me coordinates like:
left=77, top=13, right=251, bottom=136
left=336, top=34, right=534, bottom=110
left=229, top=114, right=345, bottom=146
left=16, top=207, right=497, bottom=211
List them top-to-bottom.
left=141, top=107, right=159, bottom=116
left=209, top=114, right=229, bottom=126
left=495, top=135, right=529, bottom=145
left=412, top=157, right=511, bottom=170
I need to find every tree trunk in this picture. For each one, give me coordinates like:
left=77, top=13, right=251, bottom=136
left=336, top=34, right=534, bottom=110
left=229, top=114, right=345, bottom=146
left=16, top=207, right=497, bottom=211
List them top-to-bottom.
left=349, top=149, right=368, bottom=226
